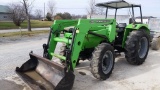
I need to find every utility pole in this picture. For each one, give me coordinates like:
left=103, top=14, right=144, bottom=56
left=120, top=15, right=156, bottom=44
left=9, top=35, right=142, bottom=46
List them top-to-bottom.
left=44, top=3, right=45, bottom=19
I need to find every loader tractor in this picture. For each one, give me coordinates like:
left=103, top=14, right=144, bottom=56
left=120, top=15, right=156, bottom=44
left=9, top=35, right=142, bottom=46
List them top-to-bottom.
left=16, top=0, right=150, bottom=90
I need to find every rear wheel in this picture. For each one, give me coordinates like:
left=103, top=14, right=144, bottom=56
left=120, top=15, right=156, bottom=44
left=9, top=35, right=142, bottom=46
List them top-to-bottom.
left=125, top=30, right=149, bottom=65
left=151, top=37, right=160, bottom=50
left=90, top=43, right=115, bottom=80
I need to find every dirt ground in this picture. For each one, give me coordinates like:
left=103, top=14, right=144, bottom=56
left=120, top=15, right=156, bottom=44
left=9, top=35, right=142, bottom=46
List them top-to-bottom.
left=0, top=34, right=160, bottom=90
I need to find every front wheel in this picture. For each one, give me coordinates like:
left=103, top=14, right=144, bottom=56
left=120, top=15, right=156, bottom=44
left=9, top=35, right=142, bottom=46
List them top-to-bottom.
left=125, top=30, right=149, bottom=65
left=90, top=43, right=115, bottom=80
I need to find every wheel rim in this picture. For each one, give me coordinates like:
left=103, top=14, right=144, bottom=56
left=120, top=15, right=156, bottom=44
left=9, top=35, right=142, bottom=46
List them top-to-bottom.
left=138, top=37, right=148, bottom=58
left=102, top=51, right=113, bottom=74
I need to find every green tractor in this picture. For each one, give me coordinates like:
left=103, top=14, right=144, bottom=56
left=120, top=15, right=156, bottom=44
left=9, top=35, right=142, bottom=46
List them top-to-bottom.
left=16, top=0, right=150, bottom=90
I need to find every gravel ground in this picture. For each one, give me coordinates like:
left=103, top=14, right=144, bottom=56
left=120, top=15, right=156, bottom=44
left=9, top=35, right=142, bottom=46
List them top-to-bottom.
left=0, top=34, right=160, bottom=90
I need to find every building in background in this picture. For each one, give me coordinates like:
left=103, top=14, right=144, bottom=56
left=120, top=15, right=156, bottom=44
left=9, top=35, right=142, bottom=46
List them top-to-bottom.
left=0, top=5, right=11, bottom=21
left=87, top=15, right=130, bottom=24
left=135, top=16, right=156, bottom=24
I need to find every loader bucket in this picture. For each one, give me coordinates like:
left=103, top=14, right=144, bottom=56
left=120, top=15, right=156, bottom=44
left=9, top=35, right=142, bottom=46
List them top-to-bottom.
left=16, top=53, right=75, bottom=90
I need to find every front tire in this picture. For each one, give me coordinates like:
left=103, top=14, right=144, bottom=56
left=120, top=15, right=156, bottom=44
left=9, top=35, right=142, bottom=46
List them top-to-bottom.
left=125, top=30, right=149, bottom=65
left=90, top=43, right=115, bottom=80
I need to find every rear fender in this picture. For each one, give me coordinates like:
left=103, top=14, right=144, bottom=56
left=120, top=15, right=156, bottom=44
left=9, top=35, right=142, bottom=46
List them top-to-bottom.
left=122, top=24, right=150, bottom=48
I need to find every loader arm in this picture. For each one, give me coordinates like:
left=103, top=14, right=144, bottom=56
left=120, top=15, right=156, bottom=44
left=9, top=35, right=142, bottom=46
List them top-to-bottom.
left=47, top=20, right=78, bottom=60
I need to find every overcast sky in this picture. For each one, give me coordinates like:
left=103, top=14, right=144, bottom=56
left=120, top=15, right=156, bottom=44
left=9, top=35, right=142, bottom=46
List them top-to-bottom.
left=0, top=0, right=159, bottom=17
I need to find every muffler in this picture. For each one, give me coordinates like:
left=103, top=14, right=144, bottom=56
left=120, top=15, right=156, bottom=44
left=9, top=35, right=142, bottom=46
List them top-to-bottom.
left=16, top=53, right=75, bottom=90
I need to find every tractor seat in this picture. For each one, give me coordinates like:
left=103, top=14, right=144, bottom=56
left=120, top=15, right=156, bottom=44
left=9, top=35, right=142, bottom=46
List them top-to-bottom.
left=129, top=18, right=142, bottom=24
left=116, top=23, right=127, bottom=33
left=64, top=26, right=75, bottom=31
left=64, top=26, right=75, bottom=33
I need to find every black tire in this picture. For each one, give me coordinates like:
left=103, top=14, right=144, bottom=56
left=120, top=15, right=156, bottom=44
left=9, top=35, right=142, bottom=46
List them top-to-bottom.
left=125, top=30, right=149, bottom=65
left=151, top=37, right=160, bottom=50
left=90, top=43, right=115, bottom=80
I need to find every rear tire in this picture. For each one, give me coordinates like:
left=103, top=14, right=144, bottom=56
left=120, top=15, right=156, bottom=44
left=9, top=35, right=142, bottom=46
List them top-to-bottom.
left=125, top=30, right=149, bottom=65
left=151, top=37, right=160, bottom=50
left=90, top=43, right=115, bottom=80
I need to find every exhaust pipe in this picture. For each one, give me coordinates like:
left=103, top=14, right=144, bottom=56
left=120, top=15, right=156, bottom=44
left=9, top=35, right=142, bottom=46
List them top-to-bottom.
left=16, top=53, right=75, bottom=90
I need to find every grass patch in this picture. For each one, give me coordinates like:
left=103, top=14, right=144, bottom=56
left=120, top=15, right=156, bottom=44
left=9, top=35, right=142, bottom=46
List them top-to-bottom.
left=0, top=20, right=53, bottom=29
left=0, top=30, right=49, bottom=37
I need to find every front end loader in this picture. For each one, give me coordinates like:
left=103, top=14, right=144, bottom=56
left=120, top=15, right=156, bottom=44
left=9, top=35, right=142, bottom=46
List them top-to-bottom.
left=16, top=0, right=150, bottom=90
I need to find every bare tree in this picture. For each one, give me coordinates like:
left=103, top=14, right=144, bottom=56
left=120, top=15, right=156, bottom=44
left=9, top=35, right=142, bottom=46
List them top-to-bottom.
left=22, top=0, right=35, bottom=31
left=47, top=0, right=56, bottom=17
left=86, top=0, right=97, bottom=19
left=8, top=3, right=26, bottom=26
left=96, top=7, right=104, bottom=15
left=35, top=9, right=42, bottom=20
left=46, top=12, right=52, bottom=21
